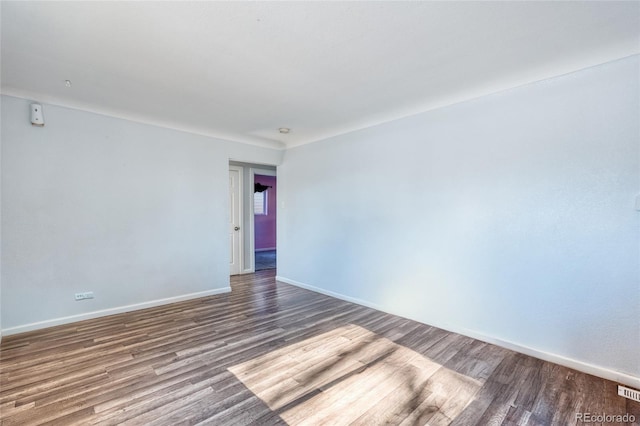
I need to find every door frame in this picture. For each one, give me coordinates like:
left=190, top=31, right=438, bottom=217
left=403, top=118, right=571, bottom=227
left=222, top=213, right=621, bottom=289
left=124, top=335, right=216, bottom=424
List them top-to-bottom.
left=229, top=165, right=244, bottom=275
left=248, top=167, right=277, bottom=273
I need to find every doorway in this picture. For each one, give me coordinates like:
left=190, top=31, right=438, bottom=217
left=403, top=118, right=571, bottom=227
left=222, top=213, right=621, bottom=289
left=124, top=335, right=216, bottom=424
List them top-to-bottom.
left=229, top=161, right=277, bottom=275
left=229, top=166, right=243, bottom=275
left=252, top=169, right=276, bottom=271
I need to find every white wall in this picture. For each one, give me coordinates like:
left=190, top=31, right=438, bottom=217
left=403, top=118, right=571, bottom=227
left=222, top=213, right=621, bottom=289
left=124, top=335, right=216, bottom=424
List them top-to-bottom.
left=277, top=56, right=640, bottom=384
left=0, top=93, right=3, bottom=341
left=1, top=95, right=283, bottom=333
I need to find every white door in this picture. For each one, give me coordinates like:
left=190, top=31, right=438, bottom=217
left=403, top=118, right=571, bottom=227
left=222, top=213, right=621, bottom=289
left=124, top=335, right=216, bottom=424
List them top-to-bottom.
left=229, top=167, right=242, bottom=275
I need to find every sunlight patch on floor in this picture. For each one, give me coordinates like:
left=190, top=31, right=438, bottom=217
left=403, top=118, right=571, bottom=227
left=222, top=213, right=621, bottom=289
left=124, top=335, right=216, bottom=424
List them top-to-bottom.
left=228, top=324, right=481, bottom=425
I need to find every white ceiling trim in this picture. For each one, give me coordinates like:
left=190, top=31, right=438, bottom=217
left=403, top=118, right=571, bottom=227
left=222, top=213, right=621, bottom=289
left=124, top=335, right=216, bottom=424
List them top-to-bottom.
left=2, top=2, right=638, bottom=150
left=286, top=53, right=640, bottom=149
left=4, top=54, right=637, bottom=152
left=0, top=87, right=286, bottom=150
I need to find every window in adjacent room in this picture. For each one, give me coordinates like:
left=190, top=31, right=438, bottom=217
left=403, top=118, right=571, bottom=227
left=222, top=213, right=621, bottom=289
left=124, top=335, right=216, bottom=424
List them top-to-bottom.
left=254, top=190, right=268, bottom=215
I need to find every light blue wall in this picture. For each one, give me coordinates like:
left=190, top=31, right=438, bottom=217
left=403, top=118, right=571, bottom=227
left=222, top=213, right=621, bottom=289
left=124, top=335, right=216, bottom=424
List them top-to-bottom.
left=278, top=56, right=640, bottom=380
left=1, top=96, right=283, bottom=331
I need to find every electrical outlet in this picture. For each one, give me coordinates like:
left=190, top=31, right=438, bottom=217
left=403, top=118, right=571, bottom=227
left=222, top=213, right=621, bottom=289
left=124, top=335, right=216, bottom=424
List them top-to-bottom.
left=74, top=292, right=94, bottom=301
left=618, top=385, right=640, bottom=403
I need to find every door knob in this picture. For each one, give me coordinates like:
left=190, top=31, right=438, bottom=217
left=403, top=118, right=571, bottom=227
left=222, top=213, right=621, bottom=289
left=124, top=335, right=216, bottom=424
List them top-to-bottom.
left=234, top=226, right=240, bottom=231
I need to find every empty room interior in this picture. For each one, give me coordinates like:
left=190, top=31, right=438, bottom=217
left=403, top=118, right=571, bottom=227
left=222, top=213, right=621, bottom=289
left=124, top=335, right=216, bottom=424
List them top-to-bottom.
left=1, top=2, right=640, bottom=425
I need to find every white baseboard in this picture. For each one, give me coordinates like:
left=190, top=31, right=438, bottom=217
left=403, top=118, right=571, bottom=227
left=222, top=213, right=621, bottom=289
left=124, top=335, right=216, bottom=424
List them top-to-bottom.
left=255, top=247, right=276, bottom=252
left=275, top=275, right=640, bottom=390
left=276, top=276, right=383, bottom=311
left=1, top=287, right=231, bottom=336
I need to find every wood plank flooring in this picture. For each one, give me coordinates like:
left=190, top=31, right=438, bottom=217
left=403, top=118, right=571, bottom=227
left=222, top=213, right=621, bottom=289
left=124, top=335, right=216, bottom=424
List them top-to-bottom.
left=1, top=270, right=638, bottom=425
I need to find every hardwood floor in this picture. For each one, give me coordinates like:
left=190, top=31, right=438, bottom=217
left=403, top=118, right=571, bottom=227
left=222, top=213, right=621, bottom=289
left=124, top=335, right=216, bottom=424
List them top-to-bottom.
left=1, top=270, right=638, bottom=425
